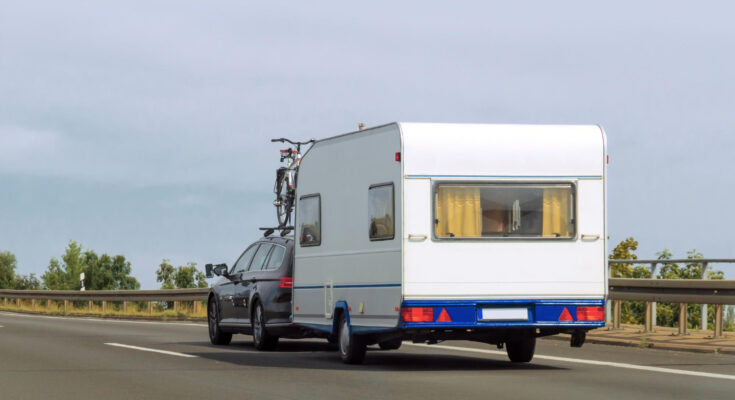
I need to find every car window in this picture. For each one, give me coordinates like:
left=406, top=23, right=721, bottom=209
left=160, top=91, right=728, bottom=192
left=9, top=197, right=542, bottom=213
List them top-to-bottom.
left=247, top=244, right=273, bottom=271
left=232, top=245, right=259, bottom=275
left=263, top=245, right=286, bottom=270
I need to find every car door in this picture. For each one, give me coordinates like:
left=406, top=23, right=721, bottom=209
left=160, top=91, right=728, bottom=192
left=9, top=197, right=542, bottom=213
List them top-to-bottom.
left=234, top=243, right=273, bottom=324
left=220, top=244, right=259, bottom=324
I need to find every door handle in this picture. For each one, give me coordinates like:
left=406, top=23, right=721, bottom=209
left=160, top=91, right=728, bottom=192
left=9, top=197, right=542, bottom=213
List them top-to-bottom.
left=408, top=234, right=428, bottom=241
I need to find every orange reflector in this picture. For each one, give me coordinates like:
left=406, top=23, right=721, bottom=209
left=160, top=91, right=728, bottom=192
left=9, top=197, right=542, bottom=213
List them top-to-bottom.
left=295, top=306, right=299, bottom=311
left=348, top=306, right=352, bottom=311
left=395, top=306, right=400, bottom=311
left=577, top=306, right=605, bottom=321
left=401, top=307, right=433, bottom=322
left=559, top=307, right=574, bottom=321
left=436, top=308, right=452, bottom=322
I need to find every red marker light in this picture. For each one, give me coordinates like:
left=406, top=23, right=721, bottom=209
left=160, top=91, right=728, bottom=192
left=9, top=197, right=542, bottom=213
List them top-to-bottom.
left=395, top=152, right=401, bottom=162
left=279, top=277, right=293, bottom=289
left=577, top=306, right=605, bottom=321
left=401, top=307, right=433, bottom=322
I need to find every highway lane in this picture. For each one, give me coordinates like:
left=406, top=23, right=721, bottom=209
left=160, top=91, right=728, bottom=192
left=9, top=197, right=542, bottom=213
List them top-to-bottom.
left=1, top=311, right=733, bottom=399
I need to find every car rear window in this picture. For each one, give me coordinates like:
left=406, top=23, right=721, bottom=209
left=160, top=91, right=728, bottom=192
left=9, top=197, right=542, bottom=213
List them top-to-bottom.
left=264, top=245, right=286, bottom=270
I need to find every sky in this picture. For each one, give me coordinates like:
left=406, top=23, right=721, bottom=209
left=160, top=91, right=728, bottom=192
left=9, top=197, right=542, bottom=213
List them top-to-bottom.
left=1, top=1, right=734, bottom=288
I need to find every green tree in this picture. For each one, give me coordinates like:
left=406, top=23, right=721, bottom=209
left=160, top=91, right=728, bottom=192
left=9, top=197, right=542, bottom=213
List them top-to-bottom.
left=608, top=238, right=648, bottom=323
left=42, top=241, right=139, bottom=290
left=0, top=251, right=17, bottom=289
left=156, top=259, right=176, bottom=289
left=157, top=260, right=208, bottom=289
left=13, top=274, right=41, bottom=290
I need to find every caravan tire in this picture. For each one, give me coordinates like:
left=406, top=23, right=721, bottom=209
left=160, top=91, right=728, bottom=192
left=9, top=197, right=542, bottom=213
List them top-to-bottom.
left=208, top=298, right=232, bottom=346
left=338, top=315, right=366, bottom=364
left=506, top=336, right=536, bottom=363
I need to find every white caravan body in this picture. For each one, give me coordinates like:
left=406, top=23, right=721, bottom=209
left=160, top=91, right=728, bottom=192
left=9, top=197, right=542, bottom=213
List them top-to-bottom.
left=292, top=123, right=607, bottom=337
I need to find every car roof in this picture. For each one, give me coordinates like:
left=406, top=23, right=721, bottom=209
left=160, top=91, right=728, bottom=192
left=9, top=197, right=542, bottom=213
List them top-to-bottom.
left=257, top=235, right=293, bottom=245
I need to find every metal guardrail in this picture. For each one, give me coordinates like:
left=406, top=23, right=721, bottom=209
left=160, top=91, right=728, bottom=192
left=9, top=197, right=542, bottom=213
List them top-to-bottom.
left=607, top=258, right=735, bottom=338
left=0, top=288, right=209, bottom=315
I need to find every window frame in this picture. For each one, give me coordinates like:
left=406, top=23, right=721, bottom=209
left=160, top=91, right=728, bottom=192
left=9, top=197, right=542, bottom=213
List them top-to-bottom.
left=431, top=180, right=578, bottom=242
left=368, top=182, right=395, bottom=241
left=298, top=193, right=322, bottom=247
left=247, top=243, right=274, bottom=272
left=231, top=244, right=260, bottom=275
left=263, top=244, right=287, bottom=271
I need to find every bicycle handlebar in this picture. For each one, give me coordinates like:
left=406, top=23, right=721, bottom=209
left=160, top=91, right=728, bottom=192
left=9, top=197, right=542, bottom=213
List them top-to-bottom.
left=271, top=138, right=315, bottom=146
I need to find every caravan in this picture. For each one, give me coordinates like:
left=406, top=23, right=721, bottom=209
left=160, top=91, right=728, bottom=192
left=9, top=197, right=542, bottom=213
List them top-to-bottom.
left=291, top=123, right=607, bottom=363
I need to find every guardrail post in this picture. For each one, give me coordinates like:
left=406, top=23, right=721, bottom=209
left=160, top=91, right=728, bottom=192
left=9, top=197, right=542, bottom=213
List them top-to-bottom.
left=650, top=262, right=658, bottom=328
left=701, top=262, right=709, bottom=331
left=3, top=297, right=7, bottom=306
left=16, top=298, right=21, bottom=308
left=32, top=299, right=36, bottom=310
left=47, top=300, right=52, bottom=310
left=64, top=300, right=69, bottom=314
left=612, top=300, right=621, bottom=329
left=88, top=301, right=93, bottom=312
left=102, top=301, right=106, bottom=313
left=123, top=301, right=128, bottom=313
left=148, top=301, right=153, bottom=315
left=174, top=301, right=180, bottom=313
left=193, top=301, right=199, bottom=315
left=644, top=301, right=653, bottom=332
left=678, top=303, right=688, bottom=335
left=714, top=304, right=724, bottom=338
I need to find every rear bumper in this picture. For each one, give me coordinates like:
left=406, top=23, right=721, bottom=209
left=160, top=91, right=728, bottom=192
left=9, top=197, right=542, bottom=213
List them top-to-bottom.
left=400, top=299, right=605, bottom=329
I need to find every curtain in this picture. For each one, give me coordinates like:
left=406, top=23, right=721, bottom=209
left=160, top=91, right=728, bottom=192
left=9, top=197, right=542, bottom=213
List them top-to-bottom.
left=436, top=187, right=482, bottom=237
left=542, top=188, right=571, bottom=237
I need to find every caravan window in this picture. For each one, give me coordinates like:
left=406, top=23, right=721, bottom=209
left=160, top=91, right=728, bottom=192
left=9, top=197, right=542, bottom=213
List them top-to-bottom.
left=369, top=183, right=395, bottom=241
left=433, top=183, right=575, bottom=239
left=299, top=194, right=321, bottom=246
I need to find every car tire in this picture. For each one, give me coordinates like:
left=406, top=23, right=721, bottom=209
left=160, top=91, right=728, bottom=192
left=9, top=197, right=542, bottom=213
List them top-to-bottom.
left=208, top=298, right=232, bottom=346
left=252, top=302, right=278, bottom=351
left=338, top=314, right=366, bottom=364
left=506, top=336, right=536, bottom=363
left=378, top=338, right=402, bottom=350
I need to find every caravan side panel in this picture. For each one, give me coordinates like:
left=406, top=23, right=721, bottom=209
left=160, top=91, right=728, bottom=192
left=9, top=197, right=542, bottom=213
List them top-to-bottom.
left=293, top=124, right=403, bottom=330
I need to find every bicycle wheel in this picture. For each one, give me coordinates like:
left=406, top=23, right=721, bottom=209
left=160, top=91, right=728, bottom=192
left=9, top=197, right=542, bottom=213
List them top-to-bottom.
left=274, top=171, right=292, bottom=226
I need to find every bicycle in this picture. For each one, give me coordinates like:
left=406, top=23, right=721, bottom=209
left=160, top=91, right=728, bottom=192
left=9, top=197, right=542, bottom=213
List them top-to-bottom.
left=271, top=137, right=315, bottom=227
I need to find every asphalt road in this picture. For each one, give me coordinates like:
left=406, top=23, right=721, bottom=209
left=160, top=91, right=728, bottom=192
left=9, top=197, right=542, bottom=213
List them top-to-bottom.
left=1, top=311, right=733, bottom=400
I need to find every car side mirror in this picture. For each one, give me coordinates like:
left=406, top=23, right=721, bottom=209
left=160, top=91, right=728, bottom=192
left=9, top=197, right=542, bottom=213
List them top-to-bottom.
left=206, top=263, right=229, bottom=278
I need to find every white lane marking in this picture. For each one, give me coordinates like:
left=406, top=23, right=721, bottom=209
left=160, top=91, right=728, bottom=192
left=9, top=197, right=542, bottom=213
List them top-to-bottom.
left=0, top=311, right=206, bottom=327
left=0, top=325, right=4, bottom=327
left=105, top=343, right=197, bottom=358
left=406, top=343, right=735, bottom=382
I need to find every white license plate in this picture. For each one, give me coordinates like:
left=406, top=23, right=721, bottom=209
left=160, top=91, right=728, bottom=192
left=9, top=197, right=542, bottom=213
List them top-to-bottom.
left=479, top=308, right=529, bottom=321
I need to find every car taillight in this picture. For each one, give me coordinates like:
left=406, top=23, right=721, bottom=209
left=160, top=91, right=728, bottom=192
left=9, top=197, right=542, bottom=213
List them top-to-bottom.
left=279, top=277, right=293, bottom=289
left=577, top=306, right=604, bottom=321
left=401, top=307, right=433, bottom=322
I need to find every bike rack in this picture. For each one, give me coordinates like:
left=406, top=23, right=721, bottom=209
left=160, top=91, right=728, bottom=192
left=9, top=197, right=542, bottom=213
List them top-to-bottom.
left=260, top=226, right=295, bottom=237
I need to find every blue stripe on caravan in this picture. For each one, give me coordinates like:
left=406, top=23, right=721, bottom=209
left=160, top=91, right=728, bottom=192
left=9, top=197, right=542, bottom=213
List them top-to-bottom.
left=405, top=174, right=602, bottom=179
left=294, top=283, right=401, bottom=290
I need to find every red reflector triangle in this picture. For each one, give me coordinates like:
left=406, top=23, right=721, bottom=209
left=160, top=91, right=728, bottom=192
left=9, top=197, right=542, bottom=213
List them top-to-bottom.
left=559, top=307, right=574, bottom=321
left=436, top=308, right=452, bottom=322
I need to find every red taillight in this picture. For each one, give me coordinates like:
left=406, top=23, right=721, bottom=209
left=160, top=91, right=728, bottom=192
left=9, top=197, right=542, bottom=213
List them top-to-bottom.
left=395, top=152, right=401, bottom=162
left=279, top=277, right=293, bottom=289
left=577, top=306, right=604, bottom=321
left=401, top=307, right=433, bottom=322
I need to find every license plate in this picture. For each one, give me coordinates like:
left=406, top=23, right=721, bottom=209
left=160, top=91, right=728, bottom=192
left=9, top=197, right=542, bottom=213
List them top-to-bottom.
left=479, top=308, right=529, bottom=321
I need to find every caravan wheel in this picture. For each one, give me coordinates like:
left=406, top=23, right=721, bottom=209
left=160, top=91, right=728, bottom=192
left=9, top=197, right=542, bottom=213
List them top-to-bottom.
left=338, top=315, right=366, bottom=364
left=506, top=336, right=536, bottom=363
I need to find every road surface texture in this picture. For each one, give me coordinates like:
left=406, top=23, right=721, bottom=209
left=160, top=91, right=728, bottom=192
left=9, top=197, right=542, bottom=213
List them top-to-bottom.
left=1, top=311, right=733, bottom=399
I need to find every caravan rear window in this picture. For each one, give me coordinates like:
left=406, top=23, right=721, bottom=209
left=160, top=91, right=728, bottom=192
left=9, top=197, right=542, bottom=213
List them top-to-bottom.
left=433, top=183, right=575, bottom=239
left=299, top=194, right=321, bottom=246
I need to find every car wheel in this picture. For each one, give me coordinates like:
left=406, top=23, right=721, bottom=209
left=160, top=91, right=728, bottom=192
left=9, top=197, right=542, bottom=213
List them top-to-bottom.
left=208, top=298, right=232, bottom=346
left=252, top=302, right=278, bottom=351
left=338, top=314, right=366, bottom=364
left=506, top=336, right=536, bottom=363
left=378, top=338, right=402, bottom=350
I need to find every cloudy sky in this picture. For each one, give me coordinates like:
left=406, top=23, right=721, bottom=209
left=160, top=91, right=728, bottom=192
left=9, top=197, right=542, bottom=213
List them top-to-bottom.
left=1, top=1, right=734, bottom=288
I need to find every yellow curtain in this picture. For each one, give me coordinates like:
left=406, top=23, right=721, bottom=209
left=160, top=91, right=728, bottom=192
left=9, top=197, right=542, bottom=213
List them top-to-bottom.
left=436, top=187, right=482, bottom=237
left=542, top=188, right=570, bottom=237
